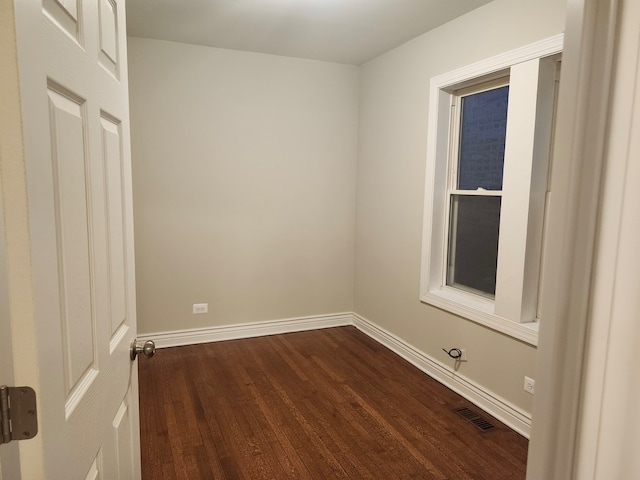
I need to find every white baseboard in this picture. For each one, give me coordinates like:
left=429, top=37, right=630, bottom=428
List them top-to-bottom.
left=138, top=311, right=531, bottom=437
left=137, top=312, right=353, bottom=348
left=351, top=313, right=532, bottom=438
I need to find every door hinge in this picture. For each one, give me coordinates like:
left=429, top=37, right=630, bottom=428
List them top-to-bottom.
left=0, top=385, right=38, bottom=446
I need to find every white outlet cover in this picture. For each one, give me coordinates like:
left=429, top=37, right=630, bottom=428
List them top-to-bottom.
left=193, top=303, right=208, bottom=314
left=524, top=376, right=535, bottom=394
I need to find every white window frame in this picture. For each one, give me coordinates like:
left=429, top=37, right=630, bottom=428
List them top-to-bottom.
left=420, top=35, right=563, bottom=346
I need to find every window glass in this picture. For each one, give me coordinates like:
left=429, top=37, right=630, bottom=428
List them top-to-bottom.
left=457, top=86, right=509, bottom=191
left=447, top=195, right=501, bottom=296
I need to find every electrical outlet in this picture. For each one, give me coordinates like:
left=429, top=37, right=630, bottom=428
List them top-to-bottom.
left=192, top=303, right=208, bottom=314
left=458, top=348, right=468, bottom=361
left=524, top=376, right=535, bottom=395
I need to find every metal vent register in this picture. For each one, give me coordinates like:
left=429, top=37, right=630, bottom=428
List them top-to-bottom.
left=455, top=407, right=496, bottom=431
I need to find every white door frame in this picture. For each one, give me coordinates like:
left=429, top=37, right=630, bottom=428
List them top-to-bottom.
left=0, top=0, right=29, bottom=475
left=527, top=0, right=629, bottom=478
left=573, top=0, right=640, bottom=474
left=0, top=175, right=20, bottom=480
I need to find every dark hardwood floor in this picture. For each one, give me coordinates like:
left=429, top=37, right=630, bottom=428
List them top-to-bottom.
left=139, top=326, right=528, bottom=479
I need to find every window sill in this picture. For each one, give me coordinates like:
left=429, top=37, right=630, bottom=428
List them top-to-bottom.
left=420, top=289, right=539, bottom=346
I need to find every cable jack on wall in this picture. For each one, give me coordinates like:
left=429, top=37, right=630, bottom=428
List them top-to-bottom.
left=443, top=347, right=467, bottom=363
left=443, top=348, right=463, bottom=359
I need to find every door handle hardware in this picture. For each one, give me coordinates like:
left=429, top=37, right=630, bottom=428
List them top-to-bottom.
left=130, top=339, right=156, bottom=361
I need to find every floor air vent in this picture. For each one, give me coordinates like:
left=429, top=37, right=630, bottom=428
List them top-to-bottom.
left=455, top=407, right=496, bottom=431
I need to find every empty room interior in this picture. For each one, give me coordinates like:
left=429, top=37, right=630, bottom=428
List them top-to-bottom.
left=7, top=0, right=640, bottom=477
left=126, top=0, right=567, bottom=477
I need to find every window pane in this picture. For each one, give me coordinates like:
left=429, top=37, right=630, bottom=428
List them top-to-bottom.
left=457, top=86, right=509, bottom=191
left=447, top=195, right=501, bottom=296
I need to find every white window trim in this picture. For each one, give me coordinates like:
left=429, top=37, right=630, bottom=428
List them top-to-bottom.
left=420, top=34, right=563, bottom=346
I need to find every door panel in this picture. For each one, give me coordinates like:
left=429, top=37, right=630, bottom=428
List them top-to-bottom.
left=8, top=0, right=141, bottom=477
left=42, top=0, right=82, bottom=45
left=98, top=0, right=119, bottom=76
left=47, top=84, right=98, bottom=400
left=100, top=114, right=129, bottom=341
left=100, top=386, right=136, bottom=480
left=112, top=389, right=136, bottom=479
left=84, top=457, right=102, bottom=480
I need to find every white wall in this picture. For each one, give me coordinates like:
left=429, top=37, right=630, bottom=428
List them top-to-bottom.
left=129, top=0, right=567, bottom=415
left=355, top=0, right=566, bottom=413
left=128, top=38, right=360, bottom=334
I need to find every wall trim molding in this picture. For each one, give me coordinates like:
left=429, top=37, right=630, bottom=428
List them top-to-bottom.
left=139, top=311, right=531, bottom=437
left=137, top=312, right=353, bottom=348
left=350, top=313, right=531, bottom=438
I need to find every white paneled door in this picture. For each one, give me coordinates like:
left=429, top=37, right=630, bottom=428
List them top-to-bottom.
left=2, top=0, right=142, bottom=477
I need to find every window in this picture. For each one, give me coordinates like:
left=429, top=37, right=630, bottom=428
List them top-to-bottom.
left=420, top=35, right=562, bottom=345
left=447, top=80, right=508, bottom=298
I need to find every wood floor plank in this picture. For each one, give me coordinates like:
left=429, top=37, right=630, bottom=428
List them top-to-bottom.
left=139, top=326, right=528, bottom=479
left=271, top=334, right=409, bottom=478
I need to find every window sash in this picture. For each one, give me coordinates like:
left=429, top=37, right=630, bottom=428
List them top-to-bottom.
left=449, top=79, right=510, bottom=193
left=443, top=80, right=508, bottom=300
left=446, top=194, right=502, bottom=298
